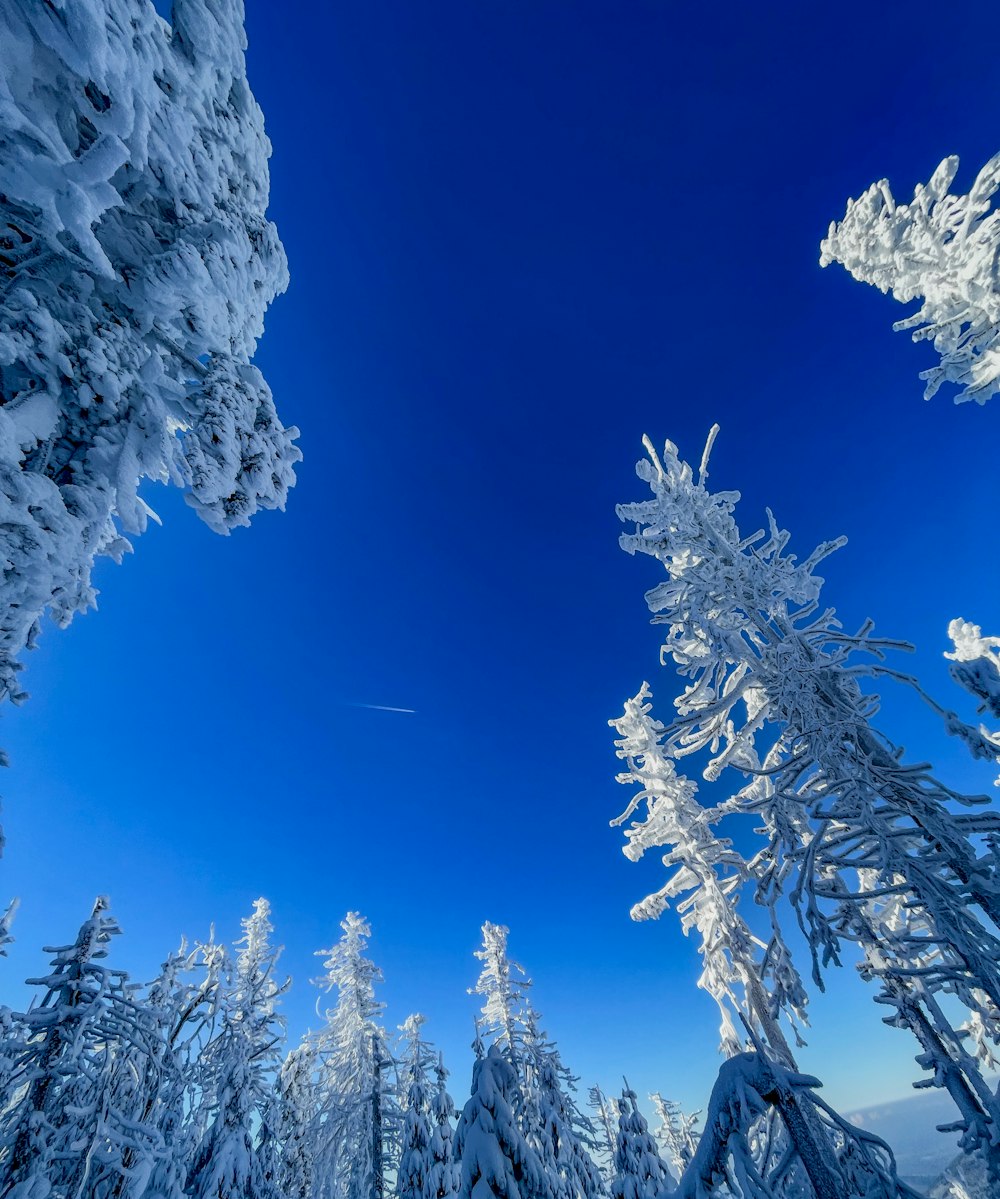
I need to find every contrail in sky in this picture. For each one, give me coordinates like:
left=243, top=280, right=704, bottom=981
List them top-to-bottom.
left=347, top=702, right=417, bottom=714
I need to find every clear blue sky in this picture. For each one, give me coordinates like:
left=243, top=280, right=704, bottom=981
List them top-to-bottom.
left=1, top=0, right=999, bottom=1126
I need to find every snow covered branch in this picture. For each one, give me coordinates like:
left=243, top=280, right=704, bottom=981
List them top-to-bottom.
left=0, top=0, right=299, bottom=708
left=821, top=153, right=1000, bottom=404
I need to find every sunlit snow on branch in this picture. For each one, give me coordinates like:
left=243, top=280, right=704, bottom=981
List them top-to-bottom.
left=0, top=0, right=299, bottom=706
left=821, top=153, right=1000, bottom=405
left=613, top=427, right=1000, bottom=1172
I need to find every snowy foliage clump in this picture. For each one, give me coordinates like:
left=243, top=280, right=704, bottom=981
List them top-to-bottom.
left=0, top=0, right=298, bottom=706
left=820, top=153, right=1000, bottom=404
left=612, top=428, right=1000, bottom=1170
left=946, top=620, right=1000, bottom=787
left=455, top=1046, right=547, bottom=1199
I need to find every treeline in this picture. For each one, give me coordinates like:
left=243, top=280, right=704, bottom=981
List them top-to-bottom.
left=0, top=902, right=692, bottom=1199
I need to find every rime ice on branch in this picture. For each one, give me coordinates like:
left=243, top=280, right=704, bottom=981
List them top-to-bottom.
left=0, top=0, right=299, bottom=705
left=820, top=153, right=1000, bottom=405
left=613, top=428, right=1000, bottom=1168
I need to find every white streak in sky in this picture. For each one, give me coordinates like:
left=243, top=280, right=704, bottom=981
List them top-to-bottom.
left=347, top=702, right=417, bottom=714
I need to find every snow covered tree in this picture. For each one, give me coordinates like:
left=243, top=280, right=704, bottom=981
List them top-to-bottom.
left=0, top=0, right=298, bottom=711
left=820, top=152, right=1000, bottom=405
left=613, top=428, right=1000, bottom=1168
left=0, top=896, right=162, bottom=1199
left=186, top=897, right=287, bottom=1199
left=311, top=912, right=398, bottom=1199
left=470, top=923, right=532, bottom=1064
left=470, top=924, right=603, bottom=1199
left=141, top=932, right=230, bottom=1199
left=521, top=1013, right=604, bottom=1199
left=398, top=1014, right=437, bottom=1199
left=270, top=1043, right=317, bottom=1199
left=455, top=1045, right=547, bottom=1199
left=428, top=1053, right=460, bottom=1199
left=610, top=1087, right=673, bottom=1199
left=586, top=1088, right=618, bottom=1191
left=649, top=1095, right=698, bottom=1184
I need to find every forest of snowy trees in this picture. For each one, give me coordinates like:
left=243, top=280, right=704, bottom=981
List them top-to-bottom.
left=2, top=0, right=1000, bottom=1196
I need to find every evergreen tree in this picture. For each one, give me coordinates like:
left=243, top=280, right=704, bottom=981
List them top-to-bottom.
left=614, top=428, right=1000, bottom=1167
left=0, top=897, right=159, bottom=1199
left=186, top=898, right=286, bottom=1199
left=311, top=912, right=397, bottom=1199
left=470, top=923, right=531, bottom=1064
left=398, top=1015, right=436, bottom=1199
left=532, top=1040, right=605, bottom=1199
left=271, top=1044, right=317, bottom=1199
left=455, top=1045, right=546, bottom=1199
left=428, top=1053, right=460, bottom=1199
left=586, top=1088, right=618, bottom=1191
left=610, top=1089, right=673, bottom=1199
left=649, top=1095, right=698, bottom=1184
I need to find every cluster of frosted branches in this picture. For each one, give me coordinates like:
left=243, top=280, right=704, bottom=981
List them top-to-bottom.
left=0, top=0, right=299, bottom=707
left=820, top=153, right=1000, bottom=404
left=612, top=428, right=1000, bottom=1174
left=611, top=687, right=808, bottom=1061
left=673, top=1052, right=918, bottom=1199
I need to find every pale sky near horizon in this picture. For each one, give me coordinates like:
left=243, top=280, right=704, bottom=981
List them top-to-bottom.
left=1, top=0, right=999, bottom=1131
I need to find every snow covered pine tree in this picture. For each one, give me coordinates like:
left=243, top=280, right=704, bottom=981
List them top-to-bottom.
left=0, top=0, right=298, bottom=711
left=611, top=429, right=987, bottom=1193
left=186, top=898, right=287, bottom=1199
left=310, top=912, right=399, bottom=1199
left=398, top=1014, right=437, bottom=1199
left=455, top=1045, right=547, bottom=1199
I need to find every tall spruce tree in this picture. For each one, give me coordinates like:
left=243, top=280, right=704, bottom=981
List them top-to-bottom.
left=614, top=428, right=1000, bottom=1170
left=186, top=898, right=286, bottom=1199
left=311, top=912, right=397, bottom=1199
left=398, top=1015, right=436, bottom=1199
left=428, top=1053, right=460, bottom=1199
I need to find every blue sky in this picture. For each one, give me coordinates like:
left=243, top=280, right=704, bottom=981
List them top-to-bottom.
left=2, top=0, right=1000, bottom=1125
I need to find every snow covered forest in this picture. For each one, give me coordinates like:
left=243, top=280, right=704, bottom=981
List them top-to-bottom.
left=2, top=0, right=1000, bottom=1196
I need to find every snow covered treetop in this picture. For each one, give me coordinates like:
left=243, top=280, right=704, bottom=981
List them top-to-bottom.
left=0, top=0, right=299, bottom=706
left=821, top=153, right=1000, bottom=404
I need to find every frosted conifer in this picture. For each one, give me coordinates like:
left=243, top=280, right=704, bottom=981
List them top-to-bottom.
left=0, top=0, right=298, bottom=713
left=614, top=428, right=1000, bottom=1166
left=0, top=897, right=160, bottom=1198
left=186, top=898, right=287, bottom=1199
left=311, top=912, right=398, bottom=1199
left=470, top=923, right=531, bottom=1063
left=399, top=1014, right=437, bottom=1199
left=271, top=1044, right=317, bottom=1199
left=455, top=1045, right=547, bottom=1199
left=428, top=1053, right=460, bottom=1199
left=610, top=1088, right=673, bottom=1199
left=649, top=1095, right=698, bottom=1183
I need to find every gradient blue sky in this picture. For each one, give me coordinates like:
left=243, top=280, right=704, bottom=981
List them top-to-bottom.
left=2, top=0, right=1000, bottom=1125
